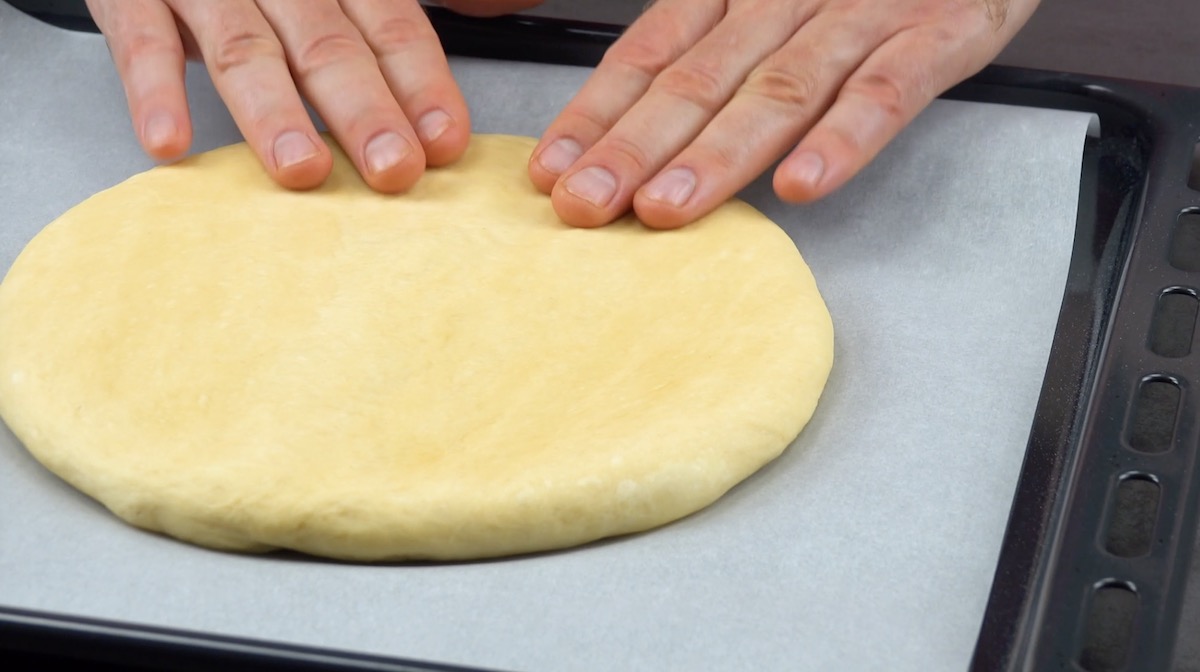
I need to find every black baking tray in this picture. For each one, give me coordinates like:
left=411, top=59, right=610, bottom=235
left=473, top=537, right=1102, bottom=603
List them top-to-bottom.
left=3, top=4, right=1200, bottom=671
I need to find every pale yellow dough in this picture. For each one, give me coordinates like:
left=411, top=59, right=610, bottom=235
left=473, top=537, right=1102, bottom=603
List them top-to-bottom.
left=0, top=135, right=833, bottom=561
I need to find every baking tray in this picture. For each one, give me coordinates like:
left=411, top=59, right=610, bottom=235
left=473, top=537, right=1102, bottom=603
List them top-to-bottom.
left=2, top=5, right=1200, bottom=671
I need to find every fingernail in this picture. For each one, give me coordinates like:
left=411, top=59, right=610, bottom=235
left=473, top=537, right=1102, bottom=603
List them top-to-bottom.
left=416, top=109, right=452, bottom=144
left=144, top=112, right=177, bottom=149
left=273, top=131, right=320, bottom=170
left=365, top=132, right=414, bottom=175
left=537, top=137, right=583, bottom=175
left=789, top=152, right=825, bottom=187
left=563, top=166, right=617, bottom=207
left=643, top=167, right=696, bottom=207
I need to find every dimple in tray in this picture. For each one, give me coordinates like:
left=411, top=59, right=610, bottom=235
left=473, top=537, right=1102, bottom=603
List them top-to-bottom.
left=3, top=7, right=1200, bottom=671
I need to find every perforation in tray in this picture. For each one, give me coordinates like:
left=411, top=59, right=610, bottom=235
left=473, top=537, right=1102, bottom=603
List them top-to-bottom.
left=1070, top=199, right=1200, bottom=670
left=1169, top=209, right=1200, bottom=271
left=1149, top=289, right=1197, bottom=358
left=1126, top=376, right=1182, bottom=454
left=1104, top=473, right=1161, bottom=558
left=1080, top=581, right=1139, bottom=672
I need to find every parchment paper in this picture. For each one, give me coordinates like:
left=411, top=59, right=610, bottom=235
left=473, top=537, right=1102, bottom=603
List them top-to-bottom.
left=0, top=4, right=1096, bottom=671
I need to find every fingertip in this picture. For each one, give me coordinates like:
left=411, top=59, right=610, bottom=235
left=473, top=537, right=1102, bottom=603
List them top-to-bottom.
left=415, top=108, right=470, bottom=167
left=140, top=111, right=191, bottom=161
left=270, top=131, right=333, bottom=191
left=360, top=131, right=426, bottom=193
left=529, top=137, right=584, bottom=195
left=773, top=150, right=828, bottom=203
left=276, top=154, right=333, bottom=191
left=528, top=154, right=560, bottom=195
left=527, top=163, right=556, bottom=195
left=551, top=165, right=622, bottom=228
left=631, top=165, right=699, bottom=228
left=773, top=171, right=816, bottom=204
left=550, top=188, right=614, bottom=229
left=631, top=192, right=695, bottom=229
left=632, top=198, right=692, bottom=232
left=632, top=202, right=690, bottom=230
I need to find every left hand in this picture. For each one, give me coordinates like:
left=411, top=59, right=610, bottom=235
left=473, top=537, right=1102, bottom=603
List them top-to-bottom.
left=527, top=0, right=1041, bottom=228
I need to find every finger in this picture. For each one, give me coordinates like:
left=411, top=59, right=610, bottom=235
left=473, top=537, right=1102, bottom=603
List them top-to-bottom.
left=87, top=0, right=192, bottom=160
left=165, top=0, right=331, bottom=190
left=256, top=0, right=425, bottom=193
left=340, top=0, right=470, bottom=167
left=439, top=0, right=546, bottom=17
left=527, top=0, right=726, bottom=197
left=775, top=0, right=1041, bottom=202
left=548, top=3, right=810, bottom=228
left=632, top=10, right=899, bottom=228
left=773, top=22, right=987, bottom=204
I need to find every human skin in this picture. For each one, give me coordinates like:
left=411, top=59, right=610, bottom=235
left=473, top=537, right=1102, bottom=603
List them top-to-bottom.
left=84, top=0, right=540, bottom=194
left=86, top=0, right=1040, bottom=228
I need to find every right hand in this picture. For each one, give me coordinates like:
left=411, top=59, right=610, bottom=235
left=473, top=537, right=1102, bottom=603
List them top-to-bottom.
left=86, top=0, right=542, bottom=192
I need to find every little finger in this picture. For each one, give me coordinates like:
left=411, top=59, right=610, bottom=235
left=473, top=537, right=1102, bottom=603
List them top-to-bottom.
left=88, top=0, right=192, bottom=160
left=773, top=24, right=980, bottom=203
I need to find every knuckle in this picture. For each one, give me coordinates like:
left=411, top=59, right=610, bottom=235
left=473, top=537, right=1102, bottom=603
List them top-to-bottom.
left=982, top=0, right=1010, bottom=28
left=362, top=16, right=436, bottom=57
left=211, top=31, right=283, bottom=76
left=291, top=31, right=367, bottom=79
left=115, top=33, right=182, bottom=73
left=602, top=37, right=674, bottom=80
left=652, top=61, right=729, bottom=114
left=742, top=62, right=820, bottom=110
left=844, top=71, right=914, bottom=122
left=558, top=104, right=614, bottom=136
left=824, top=122, right=867, bottom=155
left=601, top=136, right=654, bottom=173
left=691, top=144, right=739, bottom=176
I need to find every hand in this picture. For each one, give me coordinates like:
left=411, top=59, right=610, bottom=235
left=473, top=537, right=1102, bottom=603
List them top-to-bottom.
left=87, top=0, right=538, bottom=192
left=528, top=0, right=1042, bottom=228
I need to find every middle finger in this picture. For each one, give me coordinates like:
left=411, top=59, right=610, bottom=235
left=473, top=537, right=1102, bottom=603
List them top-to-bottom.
left=256, top=0, right=426, bottom=193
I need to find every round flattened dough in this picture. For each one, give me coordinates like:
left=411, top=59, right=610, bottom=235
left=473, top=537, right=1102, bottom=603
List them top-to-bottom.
left=0, top=135, right=833, bottom=561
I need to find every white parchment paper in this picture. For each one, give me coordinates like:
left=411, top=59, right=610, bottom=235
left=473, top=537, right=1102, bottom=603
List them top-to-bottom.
left=0, top=3, right=1095, bottom=671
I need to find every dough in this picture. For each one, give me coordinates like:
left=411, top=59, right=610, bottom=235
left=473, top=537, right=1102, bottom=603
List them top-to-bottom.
left=0, top=135, right=833, bottom=561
